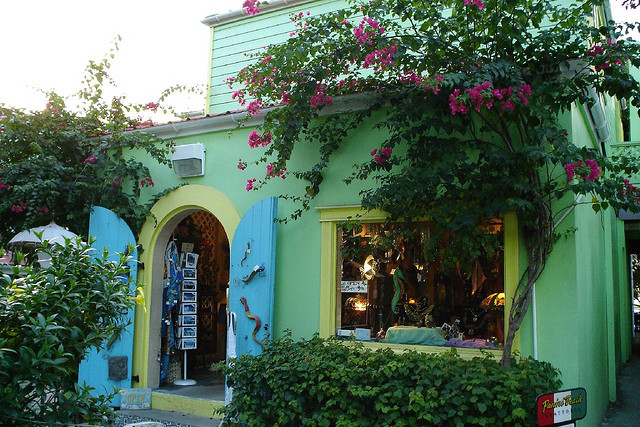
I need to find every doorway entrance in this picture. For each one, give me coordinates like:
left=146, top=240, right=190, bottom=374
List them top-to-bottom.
left=155, top=210, right=229, bottom=400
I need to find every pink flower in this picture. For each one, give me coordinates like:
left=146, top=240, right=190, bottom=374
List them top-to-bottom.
left=243, top=0, right=260, bottom=16
left=464, top=0, right=484, bottom=10
left=353, top=17, right=383, bottom=44
left=588, top=45, right=604, bottom=56
left=261, top=55, right=272, bottom=63
left=310, top=84, right=333, bottom=108
left=280, top=92, right=291, bottom=105
left=246, top=100, right=263, bottom=116
left=144, top=102, right=159, bottom=110
left=248, top=131, right=272, bottom=148
left=372, top=147, right=392, bottom=163
left=83, top=155, right=97, bottom=164
left=237, top=159, right=247, bottom=170
left=585, top=159, right=601, bottom=181
left=564, top=162, right=581, bottom=182
left=110, top=177, right=123, bottom=188
left=140, top=177, right=155, bottom=187
left=246, top=178, right=257, bottom=191
left=11, top=200, right=26, bottom=213
left=39, top=206, right=49, bottom=215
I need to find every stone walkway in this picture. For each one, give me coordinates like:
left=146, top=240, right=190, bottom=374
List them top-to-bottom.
left=600, top=336, right=640, bottom=426
left=116, top=409, right=220, bottom=427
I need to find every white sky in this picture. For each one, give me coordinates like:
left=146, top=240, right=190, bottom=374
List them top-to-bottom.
left=0, top=1, right=638, bottom=115
left=0, top=1, right=246, bottom=114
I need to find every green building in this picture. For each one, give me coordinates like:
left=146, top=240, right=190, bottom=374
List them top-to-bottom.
left=88, top=1, right=637, bottom=425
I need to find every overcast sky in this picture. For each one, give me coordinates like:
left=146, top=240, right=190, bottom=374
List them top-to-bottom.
left=0, top=1, right=638, bottom=114
left=0, top=1, right=246, bottom=113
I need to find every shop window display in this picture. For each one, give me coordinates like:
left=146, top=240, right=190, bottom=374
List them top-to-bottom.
left=337, top=222, right=504, bottom=349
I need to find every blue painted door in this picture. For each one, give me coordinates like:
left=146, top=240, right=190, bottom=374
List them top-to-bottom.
left=228, top=197, right=277, bottom=357
left=77, top=206, right=138, bottom=407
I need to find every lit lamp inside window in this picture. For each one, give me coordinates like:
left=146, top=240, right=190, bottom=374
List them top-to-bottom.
left=360, top=255, right=377, bottom=281
left=345, top=296, right=369, bottom=312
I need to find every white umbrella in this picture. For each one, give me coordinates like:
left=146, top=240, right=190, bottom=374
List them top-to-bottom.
left=8, top=222, right=78, bottom=247
left=8, top=222, right=79, bottom=267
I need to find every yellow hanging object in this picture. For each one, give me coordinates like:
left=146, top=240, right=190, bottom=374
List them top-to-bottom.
left=128, top=287, right=147, bottom=313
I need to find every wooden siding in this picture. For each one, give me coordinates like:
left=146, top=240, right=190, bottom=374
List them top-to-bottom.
left=208, top=0, right=347, bottom=114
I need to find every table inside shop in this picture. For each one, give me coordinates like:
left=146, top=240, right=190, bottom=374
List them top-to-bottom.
left=383, top=326, right=447, bottom=346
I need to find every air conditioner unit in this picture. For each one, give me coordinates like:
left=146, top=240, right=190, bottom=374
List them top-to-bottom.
left=172, top=143, right=205, bottom=178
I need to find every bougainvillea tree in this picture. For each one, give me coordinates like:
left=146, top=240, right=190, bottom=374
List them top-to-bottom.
left=232, top=0, right=640, bottom=365
left=0, top=41, right=175, bottom=246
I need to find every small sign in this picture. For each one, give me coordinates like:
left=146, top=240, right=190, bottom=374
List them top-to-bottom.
left=181, top=242, right=194, bottom=253
left=341, top=281, right=368, bottom=293
left=120, top=388, right=151, bottom=410
left=537, top=388, right=586, bottom=426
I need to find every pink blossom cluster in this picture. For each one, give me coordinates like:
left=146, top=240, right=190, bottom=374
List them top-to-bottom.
left=243, top=0, right=260, bottom=16
left=464, top=0, right=485, bottom=10
left=353, top=17, right=384, bottom=45
left=588, top=39, right=626, bottom=72
left=363, top=44, right=398, bottom=71
left=449, top=82, right=531, bottom=115
left=310, top=84, right=333, bottom=108
left=231, top=89, right=246, bottom=107
left=280, top=91, right=291, bottom=105
left=246, top=100, right=263, bottom=116
left=45, top=102, right=59, bottom=115
left=144, top=102, right=159, bottom=111
left=248, top=131, right=272, bottom=148
left=371, top=147, right=392, bottom=163
left=84, top=155, right=98, bottom=165
left=237, top=159, right=247, bottom=170
left=564, top=159, right=601, bottom=182
left=266, top=163, right=286, bottom=179
left=111, top=177, right=123, bottom=188
left=140, top=177, right=155, bottom=187
left=0, top=178, right=10, bottom=192
left=246, top=178, right=257, bottom=191
left=622, top=179, right=638, bottom=195
left=11, top=200, right=26, bottom=213
left=39, top=206, right=49, bottom=215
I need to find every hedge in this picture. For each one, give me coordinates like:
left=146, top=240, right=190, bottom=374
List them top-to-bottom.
left=218, top=334, right=561, bottom=426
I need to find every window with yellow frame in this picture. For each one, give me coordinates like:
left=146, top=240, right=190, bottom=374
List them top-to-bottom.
left=319, top=207, right=515, bottom=352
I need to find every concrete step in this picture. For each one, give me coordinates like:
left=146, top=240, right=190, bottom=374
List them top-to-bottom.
left=116, top=409, right=221, bottom=427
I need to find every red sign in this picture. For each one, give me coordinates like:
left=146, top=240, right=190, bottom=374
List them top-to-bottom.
left=537, top=388, right=586, bottom=426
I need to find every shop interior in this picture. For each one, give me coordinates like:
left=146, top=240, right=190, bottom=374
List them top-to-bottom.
left=157, top=210, right=229, bottom=398
left=338, top=221, right=505, bottom=348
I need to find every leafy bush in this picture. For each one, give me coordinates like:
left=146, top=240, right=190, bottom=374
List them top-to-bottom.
left=0, top=238, right=135, bottom=425
left=219, top=334, right=561, bottom=426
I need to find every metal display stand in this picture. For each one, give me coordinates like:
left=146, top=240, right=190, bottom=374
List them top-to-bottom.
left=174, top=252, right=198, bottom=386
left=174, top=350, right=196, bottom=386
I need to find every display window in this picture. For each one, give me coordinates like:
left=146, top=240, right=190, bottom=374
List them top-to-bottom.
left=335, top=220, right=504, bottom=349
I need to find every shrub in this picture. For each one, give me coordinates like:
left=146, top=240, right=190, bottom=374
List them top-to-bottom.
left=0, top=238, right=135, bottom=425
left=219, top=334, right=561, bottom=426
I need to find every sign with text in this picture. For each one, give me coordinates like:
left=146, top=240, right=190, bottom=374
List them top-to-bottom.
left=341, top=281, right=367, bottom=293
left=120, top=388, right=151, bottom=410
left=537, top=388, right=586, bottom=426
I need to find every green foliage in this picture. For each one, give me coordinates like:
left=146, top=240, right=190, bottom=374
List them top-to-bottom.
left=231, top=0, right=640, bottom=364
left=0, top=40, right=174, bottom=247
left=0, top=238, right=135, bottom=425
left=218, top=334, right=561, bottom=426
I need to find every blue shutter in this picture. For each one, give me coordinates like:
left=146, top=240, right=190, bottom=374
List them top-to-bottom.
left=228, top=197, right=277, bottom=357
left=77, top=206, right=138, bottom=407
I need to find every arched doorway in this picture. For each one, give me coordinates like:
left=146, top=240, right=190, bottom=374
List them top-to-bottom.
left=133, top=185, right=240, bottom=391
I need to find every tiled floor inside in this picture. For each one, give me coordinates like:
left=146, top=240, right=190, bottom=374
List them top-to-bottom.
left=155, top=368, right=225, bottom=401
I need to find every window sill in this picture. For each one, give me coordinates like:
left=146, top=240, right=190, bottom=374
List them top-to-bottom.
left=341, top=340, right=503, bottom=360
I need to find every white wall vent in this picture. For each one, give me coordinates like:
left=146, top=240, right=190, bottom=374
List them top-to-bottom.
left=172, top=143, right=205, bottom=178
